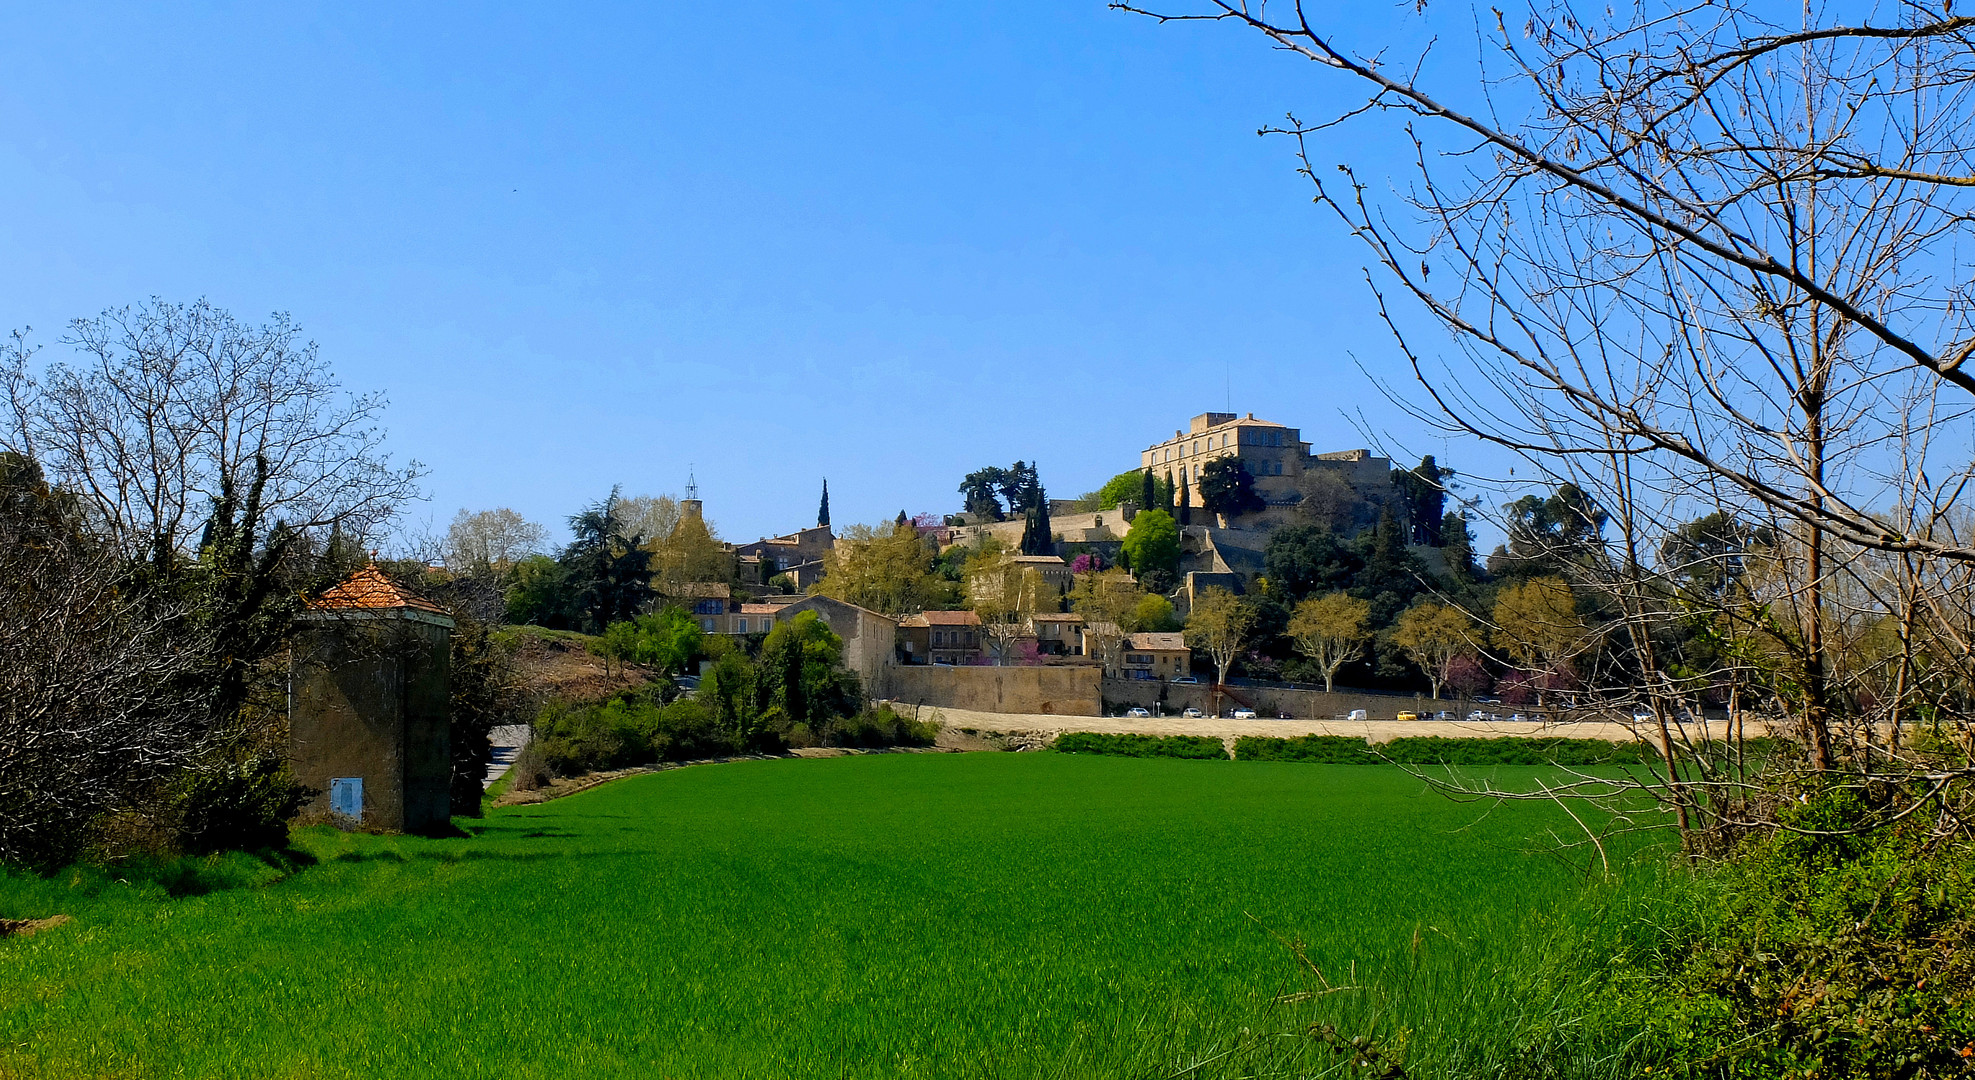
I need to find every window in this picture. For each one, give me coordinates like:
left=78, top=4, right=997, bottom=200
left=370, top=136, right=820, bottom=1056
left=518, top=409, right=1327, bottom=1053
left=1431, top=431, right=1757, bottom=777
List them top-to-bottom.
left=1192, top=440, right=1199, bottom=454
left=694, top=599, right=723, bottom=615
left=701, top=618, right=715, bottom=632
left=738, top=618, right=749, bottom=633
left=935, top=630, right=945, bottom=646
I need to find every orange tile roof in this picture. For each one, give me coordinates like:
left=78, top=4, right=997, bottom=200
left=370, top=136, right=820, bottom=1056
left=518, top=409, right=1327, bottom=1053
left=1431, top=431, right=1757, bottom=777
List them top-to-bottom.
left=310, top=564, right=451, bottom=616
left=740, top=602, right=795, bottom=615
left=921, top=609, right=982, bottom=625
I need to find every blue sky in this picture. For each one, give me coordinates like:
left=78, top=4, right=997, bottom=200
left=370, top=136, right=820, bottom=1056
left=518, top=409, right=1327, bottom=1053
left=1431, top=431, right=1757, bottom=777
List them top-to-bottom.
left=0, top=3, right=1471, bottom=546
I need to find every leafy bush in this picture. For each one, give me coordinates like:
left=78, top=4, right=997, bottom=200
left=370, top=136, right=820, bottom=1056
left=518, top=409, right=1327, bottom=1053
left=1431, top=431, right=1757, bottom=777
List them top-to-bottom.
left=532, top=689, right=762, bottom=776
left=826, top=706, right=939, bottom=749
left=1053, top=732, right=1228, bottom=759
left=1233, top=734, right=1658, bottom=765
left=1234, top=735, right=1379, bottom=763
left=167, top=754, right=311, bottom=855
left=1591, top=788, right=1975, bottom=1078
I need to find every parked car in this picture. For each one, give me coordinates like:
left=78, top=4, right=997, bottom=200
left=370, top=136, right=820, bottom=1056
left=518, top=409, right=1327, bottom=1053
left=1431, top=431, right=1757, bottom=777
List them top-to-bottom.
left=673, top=674, right=701, bottom=691
left=1172, top=676, right=1199, bottom=684
left=1475, top=696, right=1503, bottom=705
left=1125, top=707, right=1151, bottom=718
left=1182, top=707, right=1203, bottom=719
left=1231, top=707, right=1257, bottom=719
left=1346, top=708, right=1369, bottom=721
left=1395, top=710, right=1419, bottom=722
left=1433, top=710, right=1456, bottom=721
left=1467, top=710, right=1498, bottom=722
left=1507, top=713, right=1529, bottom=723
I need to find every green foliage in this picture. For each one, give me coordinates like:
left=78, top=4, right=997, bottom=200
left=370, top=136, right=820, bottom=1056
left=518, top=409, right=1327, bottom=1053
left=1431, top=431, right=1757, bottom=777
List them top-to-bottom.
left=1197, top=458, right=1266, bottom=515
left=1095, top=470, right=1145, bottom=511
left=561, top=489, right=655, bottom=632
left=1121, top=509, right=1180, bottom=580
left=1263, top=525, right=1363, bottom=602
left=503, top=554, right=573, bottom=626
left=1134, top=592, right=1180, bottom=632
left=592, top=607, right=702, bottom=675
left=759, top=611, right=863, bottom=728
left=448, top=615, right=518, bottom=817
left=532, top=690, right=753, bottom=774
left=826, top=706, right=940, bottom=749
left=1052, top=732, right=1228, bottom=759
left=1233, top=734, right=1658, bottom=765
left=166, top=754, right=310, bottom=855
left=1596, top=790, right=1975, bottom=1078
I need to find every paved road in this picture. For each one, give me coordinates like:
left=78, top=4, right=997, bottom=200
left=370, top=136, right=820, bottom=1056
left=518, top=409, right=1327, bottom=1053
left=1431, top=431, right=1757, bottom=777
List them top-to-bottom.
left=483, top=724, right=533, bottom=789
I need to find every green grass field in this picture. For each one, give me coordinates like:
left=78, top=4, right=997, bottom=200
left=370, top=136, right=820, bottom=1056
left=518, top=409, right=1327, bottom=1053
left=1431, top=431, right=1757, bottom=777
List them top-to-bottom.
left=0, top=754, right=1664, bottom=1079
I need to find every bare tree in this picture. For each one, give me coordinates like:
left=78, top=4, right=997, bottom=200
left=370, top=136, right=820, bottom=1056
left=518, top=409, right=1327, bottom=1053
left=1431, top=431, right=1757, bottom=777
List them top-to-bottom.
left=1124, top=0, right=1975, bottom=848
left=4, top=300, right=421, bottom=563
left=0, top=453, right=207, bottom=866
left=445, top=507, right=548, bottom=573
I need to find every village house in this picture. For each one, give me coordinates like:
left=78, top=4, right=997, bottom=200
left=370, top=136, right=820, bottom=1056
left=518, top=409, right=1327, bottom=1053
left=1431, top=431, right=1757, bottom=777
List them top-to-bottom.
left=917, top=609, right=983, bottom=666
left=1027, top=612, right=1084, bottom=656
left=1098, top=631, right=1190, bottom=681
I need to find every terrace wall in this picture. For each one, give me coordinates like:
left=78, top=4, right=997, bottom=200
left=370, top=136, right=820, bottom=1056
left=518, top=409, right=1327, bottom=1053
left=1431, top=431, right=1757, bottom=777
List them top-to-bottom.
left=886, top=664, right=1102, bottom=716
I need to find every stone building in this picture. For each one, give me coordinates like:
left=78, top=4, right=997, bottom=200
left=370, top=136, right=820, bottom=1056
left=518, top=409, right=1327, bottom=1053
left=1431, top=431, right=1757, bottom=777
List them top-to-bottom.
left=1139, top=411, right=1396, bottom=528
left=288, top=565, right=455, bottom=834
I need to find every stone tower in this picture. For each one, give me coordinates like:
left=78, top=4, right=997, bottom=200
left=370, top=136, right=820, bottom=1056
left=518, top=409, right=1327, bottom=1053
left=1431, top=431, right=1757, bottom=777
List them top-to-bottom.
left=288, top=564, right=455, bottom=833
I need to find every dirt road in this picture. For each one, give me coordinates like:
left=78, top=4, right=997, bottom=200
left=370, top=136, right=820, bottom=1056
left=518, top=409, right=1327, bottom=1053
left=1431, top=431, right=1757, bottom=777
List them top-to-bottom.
left=887, top=702, right=1747, bottom=745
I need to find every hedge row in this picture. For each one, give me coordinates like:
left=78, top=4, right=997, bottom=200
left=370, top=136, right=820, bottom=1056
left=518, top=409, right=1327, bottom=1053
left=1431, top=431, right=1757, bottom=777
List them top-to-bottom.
left=1050, top=731, right=1764, bottom=765
left=1051, top=732, right=1228, bottom=759
left=1234, top=734, right=1662, bottom=765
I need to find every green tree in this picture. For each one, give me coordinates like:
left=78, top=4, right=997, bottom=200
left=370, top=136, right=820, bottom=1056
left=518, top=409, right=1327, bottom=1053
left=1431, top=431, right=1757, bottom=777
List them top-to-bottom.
left=1198, top=458, right=1265, bottom=516
left=1139, top=469, right=1157, bottom=515
left=1090, top=470, right=1142, bottom=511
left=817, top=478, right=830, bottom=528
left=562, top=489, right=654, bottom=632
left=1120, top=509, right=1180, bottom=585
left=814, top=521, right=954, bottom=614
left=1263, top=525, right=1362, bottom=601
left=504, top=554, right=574, bottom=627
left=1186, top=586, right=1255, bottom=687
left=1288, top=592, right=1372, bottom=693
left=1133, top=593, right=1180, bottom=632
left=1393, top=601, right=1477, bottom=699
left=759, top=611, right=863, bottom=729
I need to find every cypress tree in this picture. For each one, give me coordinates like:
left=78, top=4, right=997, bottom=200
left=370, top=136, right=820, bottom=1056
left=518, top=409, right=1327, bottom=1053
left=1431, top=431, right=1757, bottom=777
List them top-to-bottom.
left=1140, top=469, right=1156, bottom=515
left=1178, top=475, right=1192, bottom=526
left=818, top=478, right=831, bottom=528
left=1031, top=490, right=1054, bottom=555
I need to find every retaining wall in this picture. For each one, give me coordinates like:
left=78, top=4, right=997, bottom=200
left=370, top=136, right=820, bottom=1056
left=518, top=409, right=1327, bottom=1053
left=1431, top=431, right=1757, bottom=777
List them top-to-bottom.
left=885, top=664, right=1102, bottom=716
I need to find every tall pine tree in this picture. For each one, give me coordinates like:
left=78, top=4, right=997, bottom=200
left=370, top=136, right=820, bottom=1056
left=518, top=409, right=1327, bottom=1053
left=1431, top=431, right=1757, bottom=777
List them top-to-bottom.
left=1139, top=469, right=1156, bottom=516
left=1178, top=475, right=1192, bottom=526
left=818, top=478, right=831, bottom=528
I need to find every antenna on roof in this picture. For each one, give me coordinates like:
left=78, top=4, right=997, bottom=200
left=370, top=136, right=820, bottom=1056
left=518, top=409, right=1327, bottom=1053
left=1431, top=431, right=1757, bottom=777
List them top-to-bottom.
left=686, top=464, right=698, bottom=501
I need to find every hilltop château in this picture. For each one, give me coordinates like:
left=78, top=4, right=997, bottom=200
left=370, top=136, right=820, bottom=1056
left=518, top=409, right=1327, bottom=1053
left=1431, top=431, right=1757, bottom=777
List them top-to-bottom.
left=1139, top=412, right=1395, bottom=525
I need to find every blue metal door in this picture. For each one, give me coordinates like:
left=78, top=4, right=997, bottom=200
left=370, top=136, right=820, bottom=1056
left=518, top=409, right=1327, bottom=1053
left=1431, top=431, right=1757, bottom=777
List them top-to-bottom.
left=329, top=776, right=363, bottom=821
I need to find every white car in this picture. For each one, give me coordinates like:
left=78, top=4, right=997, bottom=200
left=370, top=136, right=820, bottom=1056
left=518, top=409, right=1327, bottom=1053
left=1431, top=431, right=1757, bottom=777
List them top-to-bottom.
left=1124, top=707, right=1151, bottom=718
left=1182, top=707, right=1204, bottom=719
left=1232, top=707, right=1257, bottom=719
left=1346, top=709, right=1369, bottom=722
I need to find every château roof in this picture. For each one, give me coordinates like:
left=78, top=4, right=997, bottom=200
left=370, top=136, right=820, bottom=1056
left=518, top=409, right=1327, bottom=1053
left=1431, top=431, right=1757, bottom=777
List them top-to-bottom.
left=310, top=564, right=452, bottom=617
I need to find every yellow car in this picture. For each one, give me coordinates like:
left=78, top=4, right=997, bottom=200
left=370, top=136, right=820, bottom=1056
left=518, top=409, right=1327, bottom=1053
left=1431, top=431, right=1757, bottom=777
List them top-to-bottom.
left=1395, top=710, right=1419, bottom=722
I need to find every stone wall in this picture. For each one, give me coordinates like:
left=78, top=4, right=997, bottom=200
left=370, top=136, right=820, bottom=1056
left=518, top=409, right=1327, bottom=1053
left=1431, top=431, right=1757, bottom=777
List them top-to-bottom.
left=885, top=664, right=1102, bottom=717
left=1101, top=678, right=1473, bottom=721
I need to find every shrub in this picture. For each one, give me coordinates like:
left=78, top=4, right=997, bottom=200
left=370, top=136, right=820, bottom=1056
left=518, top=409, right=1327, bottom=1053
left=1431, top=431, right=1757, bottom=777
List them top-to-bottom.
left=530, top=688, right=793, bottom=777
left=826, top=706, right=939, bottom=749
left=1053, top=732, right=1227, bottom=759
left=1233, top=734, right=1659, bottom=765
left=167, top=754, right=310, bottom=855
left=1593, top=788, right=1975, bottom=1077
